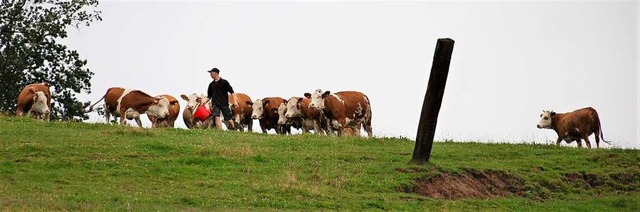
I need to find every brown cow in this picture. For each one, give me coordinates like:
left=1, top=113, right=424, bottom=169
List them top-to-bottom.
left=16, top=82, right=52, bottom=121
left=85, top=87, right=170, bottom=127
left=308, top=89, right=373, bottom=137
left=180, top=93, right=213, bottom=129
left=228, top=93, right=253, bottom=132
left=148, top=94, right=180, bottom=128
left=282, top=96, right=325, bottom=134
left=247, top=97, right=289, bottom=134
left=537, top=107, right=611, bottom=148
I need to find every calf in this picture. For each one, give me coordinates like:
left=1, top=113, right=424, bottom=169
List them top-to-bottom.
left=16, top=82, right=52, bottom=121
left=86, top=87, right=170, bottom=127
left=308, top=89, right=373, bottom=137
left=180, top=93, right=213, bottom=129
left=228, top=93, right=253, bottom=132
left=148, top=94, right=180, bottom=128
left=247, top=97, right=289, bottom=134
left=537, top=107, right=611, bottom=148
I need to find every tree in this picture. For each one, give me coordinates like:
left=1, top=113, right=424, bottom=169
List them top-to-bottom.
left=0, top=0, right=101, bottom=120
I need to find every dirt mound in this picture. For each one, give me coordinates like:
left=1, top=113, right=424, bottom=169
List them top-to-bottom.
left=401, top=169, right=526, bottom=199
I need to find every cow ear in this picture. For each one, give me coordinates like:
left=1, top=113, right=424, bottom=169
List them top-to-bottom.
left=28, top=87, right=36, bottom=93
left=322, top=91, right=331, bottom=98
left=304, top=93, right=311, bottom=99
left=180, top=94, right=189, bottom=101
left=32, top=95, right=37, bottom=101
left=196, top=97, right=202, bottom=103
left=297, top=97, right=304, bottom=104
left=283, top=99, right=288, bottom=104
left=263, top=100, right=270, bottom=106
left=245, top=101, right=253, bottom=106
left=550, top=112, right=556, bottom=117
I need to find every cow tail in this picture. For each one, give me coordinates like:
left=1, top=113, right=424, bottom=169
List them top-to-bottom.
left=84, top=96, right=105, bottom=113
left=593, top=109, right=612, bottom=144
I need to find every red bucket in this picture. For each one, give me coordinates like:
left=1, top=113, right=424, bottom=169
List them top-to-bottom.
left=193, top=105, right=210, bottom=122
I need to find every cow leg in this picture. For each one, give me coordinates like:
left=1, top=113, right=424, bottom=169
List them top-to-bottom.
left=119, top=108, right=127, bottom=126
left=44, top=110, right=50, bottom=122
left=135, top=117, right=143, bottom=128
left=247, top=118, right=253, bottom=132
left=363, top=123, right=373, bottom=138
left=594, top=130, right=601, bottom=148
left=582, top=136, right=592, bottom=149
left=556, top=137, right=562, bottom=146
left=576, top=139, right=583, bottom=148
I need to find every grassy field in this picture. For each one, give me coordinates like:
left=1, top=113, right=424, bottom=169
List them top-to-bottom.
left=1, top=117, right=638, bottom=211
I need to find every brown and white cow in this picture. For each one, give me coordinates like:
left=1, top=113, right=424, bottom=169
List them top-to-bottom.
left=16, top=82, right=52, bottom=121
left=85, top=87, right=170, bottom=127
left=308, top=89, right=373, bottom=137
left=180, top=93, right=213, bottom=129
left=228, top=93, right=253, bottom=132
left=148, top=94, right=180, bottom=128
left=282, top=96, right=325, bottom=134
left=247, top=97, right=289, bottom=134
left=276, top=102, right=300, bottom=135
left=537, top=107, right=611, bottom=148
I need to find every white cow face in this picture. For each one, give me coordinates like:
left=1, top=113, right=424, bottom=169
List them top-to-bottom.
left=309, top=89, right=329, bottom=110
left=31, top=91, right=50, bottom=114
left=181, top=93, right=202, bottom=111
left=147, top=96, right=170, bottom=118
left=284, top=97, right=303, bottom=118
left=250, top=99, right=265, bottom=119
left=277, top=102, right=288, bottom=125
left=537, top=110, right=555, bottom=129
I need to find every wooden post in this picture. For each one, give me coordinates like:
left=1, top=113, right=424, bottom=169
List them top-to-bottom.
left=411, top=38, right=455, bottom=164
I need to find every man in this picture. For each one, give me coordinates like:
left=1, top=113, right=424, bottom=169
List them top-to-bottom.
left=207, top=67, right=235, bottom=130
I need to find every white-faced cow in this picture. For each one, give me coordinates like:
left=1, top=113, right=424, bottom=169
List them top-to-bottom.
left=16, top=82, right=51, bottom=121
left=85, top=87, right=170, bottom=127
left=308, top=89, right=372, bottom=137
left=180, top=93, right=213, bottom=129
left=228, top=93, right=253, bottom=132
left=148, top=94, right=180, bottom=128
left=282, top=96, right=325, bottom=134
left=247, top=97, right=289, bottom=134
left=276, top=102, right=300, bottom=135
left=537, top=107, right=611, bottom=148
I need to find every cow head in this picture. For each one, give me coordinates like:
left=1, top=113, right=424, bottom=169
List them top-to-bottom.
left=309, top=89, right=330, bottom=110
left=31, top=91, right=50, bottom=114
left=181, top=93, right=202, bottom=111
left=146, top=96, right=170, bottom=118
left=284, top=97, right=304, bottom=118
left=250, top=99, right=269, bottom=119
left=277, top=102, right=288, bottom=125
left=537, top=110, right=556, bottom=129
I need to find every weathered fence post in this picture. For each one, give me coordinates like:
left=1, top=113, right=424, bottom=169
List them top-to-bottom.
left=411, top=38, right=455, bottom=164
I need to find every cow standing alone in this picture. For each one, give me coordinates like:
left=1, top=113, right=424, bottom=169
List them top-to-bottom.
left=16, top=82, right=52, bottom=121
left=537, top=107, right=611, bottom=148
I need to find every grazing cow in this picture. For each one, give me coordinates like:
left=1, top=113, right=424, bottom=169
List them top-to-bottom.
left=16, top=82, right=52, bottom=121
left=85, top=87, right=170, bottom=127
left=308, top=89, right=373, bottom=137
left=180, top=93, right=213, bottom=129
left=228, top=93, right=253, bottom=132
left=148, top=94, right=180, bottom=128
left=282, top=96, right=325, bottom=134
left=247, top=97, right=289, bottom=134
left=537, top=107, right=611, bottom=148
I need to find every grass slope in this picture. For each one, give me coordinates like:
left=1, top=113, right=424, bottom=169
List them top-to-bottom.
left=0, top=117, right=638, bottom=211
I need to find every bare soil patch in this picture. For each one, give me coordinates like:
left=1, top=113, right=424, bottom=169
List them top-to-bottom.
left=400, top=169, right=526, bottom=199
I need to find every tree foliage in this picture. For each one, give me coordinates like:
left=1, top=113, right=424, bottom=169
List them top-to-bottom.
left=0, top=0, right=101, bottom=120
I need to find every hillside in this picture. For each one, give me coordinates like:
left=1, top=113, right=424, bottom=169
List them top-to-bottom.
left=0, top=117, right=638, bottom=211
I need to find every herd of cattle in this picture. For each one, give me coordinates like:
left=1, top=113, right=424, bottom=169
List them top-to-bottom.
left=16, top=82, right=611, bottom=148
left=17, top=82, right=373, bottom=137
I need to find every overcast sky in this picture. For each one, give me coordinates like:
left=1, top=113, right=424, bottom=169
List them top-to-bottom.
left=66, top=1, right=638, bottom=149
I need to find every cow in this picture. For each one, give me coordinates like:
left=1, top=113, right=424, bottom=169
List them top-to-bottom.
left=16, top=82, right=51, bottom=121
left=85, top=87, right=170, bottom=127
left=308, top=89, right=373, bottom=137
left=180, top=93, right=213, bottom=129
left=228, top=93, right=253, bottom=132
left=148, top=94, right=180, bottom=128
left=282, top=96, right=325, bottom=134
left=247, top=97, right=289, bottom=134
left=276, top=102, right=301, bottom=134
left=537, top=107, right=611, bottom=148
